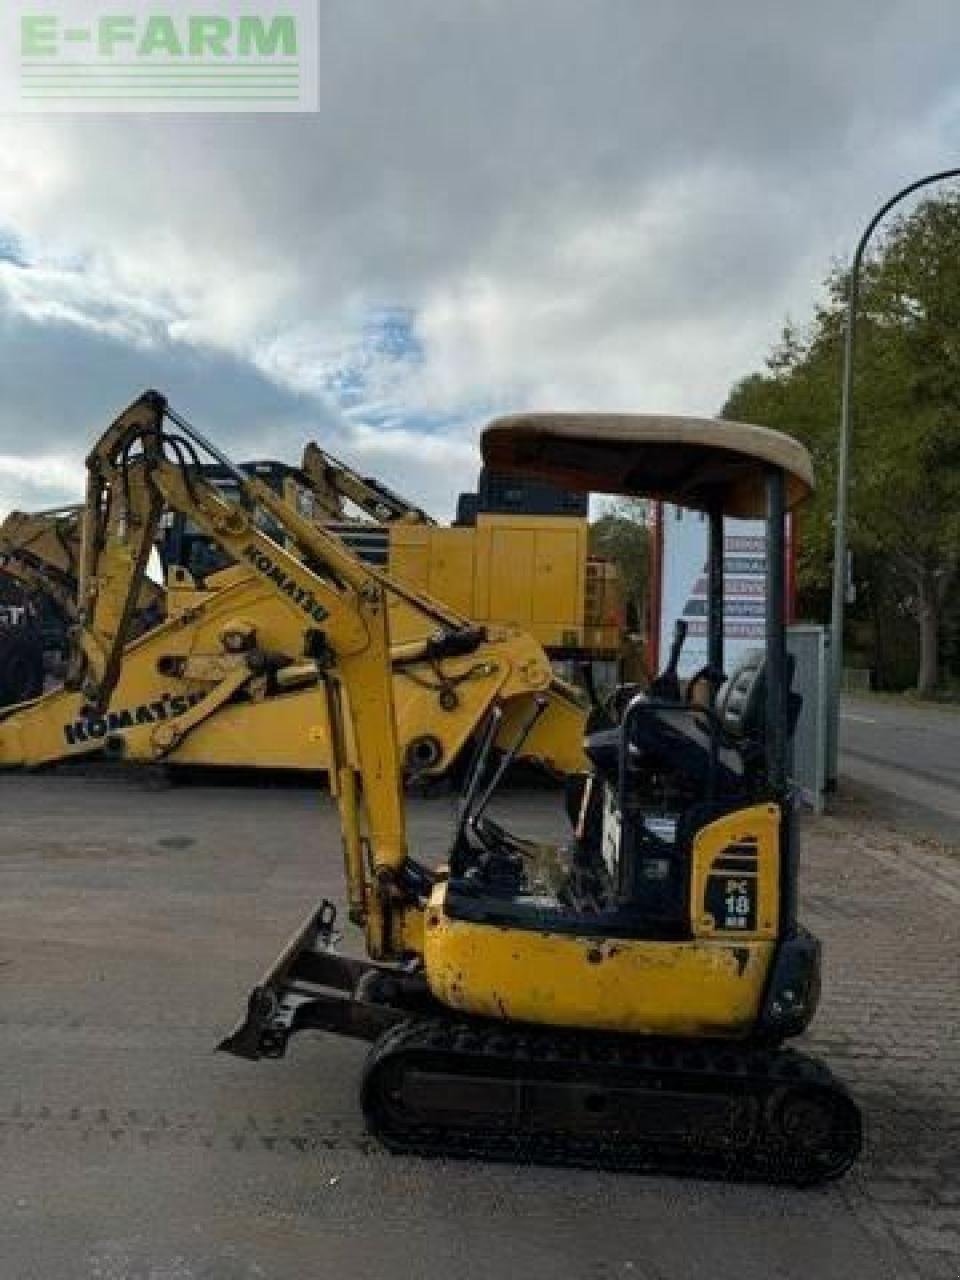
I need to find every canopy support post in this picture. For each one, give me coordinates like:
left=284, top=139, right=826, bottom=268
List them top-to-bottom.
left=765, top=468, right=788, bottom=797
left=707, top=506, right=725, bottom=692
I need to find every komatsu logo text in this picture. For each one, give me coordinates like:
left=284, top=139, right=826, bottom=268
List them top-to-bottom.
left=242, top=544, right=328, bottom=623
left=63, top=690, right=206, bottom=747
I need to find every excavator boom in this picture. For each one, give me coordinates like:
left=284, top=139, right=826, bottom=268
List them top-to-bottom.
left=63, top=391, right=413, bottom=953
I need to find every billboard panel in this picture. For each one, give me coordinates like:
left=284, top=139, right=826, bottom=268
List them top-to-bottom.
left=654, top=504, right=792, bottom=679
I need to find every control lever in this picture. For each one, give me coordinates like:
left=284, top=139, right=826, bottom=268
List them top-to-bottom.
left=648, top=619, right=688, bottom=702
left=577, top=660, right=601, bottom=711
left=469, top=695, right=549, bottom=828
left=450, top=697, right=547, bottom=869
left=454, top=704, right=504, bottom=828
left=447, top=705, right=505, bottom=874
left=314, top=898, right=341, bottom=952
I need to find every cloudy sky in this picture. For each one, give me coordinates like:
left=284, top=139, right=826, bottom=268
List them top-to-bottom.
left=1, top=0, right=959, bottom=517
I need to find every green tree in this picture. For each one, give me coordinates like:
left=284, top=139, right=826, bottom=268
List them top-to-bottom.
left=724, top=194, right=960, bottom=695
left=589, top=501, right=650, bottom=630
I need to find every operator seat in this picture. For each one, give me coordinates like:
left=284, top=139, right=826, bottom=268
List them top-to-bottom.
left=585, top=649, right=800, bottom=798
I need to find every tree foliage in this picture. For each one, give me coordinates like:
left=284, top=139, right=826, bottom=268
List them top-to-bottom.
left=724, top=193, right=960, bottom=693
left=589, top=501, right=650, bottom=628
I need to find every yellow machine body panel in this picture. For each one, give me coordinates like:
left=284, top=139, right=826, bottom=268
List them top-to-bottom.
left=388, top=515, right=622, bottom=657
left=474, top=515, right=586, bottom=650
left=387, top=523, right=480, bottom=622
left=478, top=524, right=538, bottom=628
left=386, top=526, right=431, bottom=596
left=534, top=527, right=581, bottom=627
left=423, top=529, right=475, bottom=619
left=141, top=696, right=332, bottom=768
left=422, top=804, right=782, bottom=1037
left=691, top=804, right=781, bottom=940
left=424, top=900, right=776, bottom=1037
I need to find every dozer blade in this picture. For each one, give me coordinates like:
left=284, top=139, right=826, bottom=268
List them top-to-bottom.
left=218, top=900, right=430, bottom=1061
left=361, top=1019, right=862, bottom=1187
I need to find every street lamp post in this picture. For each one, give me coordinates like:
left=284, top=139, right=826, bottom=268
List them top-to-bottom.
left=828, top=167, right=960, bottom=785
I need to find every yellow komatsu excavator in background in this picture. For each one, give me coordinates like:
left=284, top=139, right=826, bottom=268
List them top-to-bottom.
left=59, top=390, right=861, bottom=1185
left=0, top=399, right=585, bottom=777
left=0, top=414, right=628, bottom=777
left=0, top=503, right=164, bottom=706
left=0, top=504, right=84, bottom=629
left=0, top=505, right=82, bottom=705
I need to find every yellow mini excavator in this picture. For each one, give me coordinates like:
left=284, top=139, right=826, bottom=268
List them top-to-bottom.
left=62, top=391, right=859, bottom=1184
left=0, top=405, right=585, bottom=777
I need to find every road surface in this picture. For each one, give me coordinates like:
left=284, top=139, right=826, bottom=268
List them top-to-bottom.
left=840, top=695, right=960, bottom=843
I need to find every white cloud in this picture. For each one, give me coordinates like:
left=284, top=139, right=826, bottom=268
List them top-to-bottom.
left=1, top=0, right=960, bottom=516
left=0, top=258, right=178, bottom=345
left=0, top=453, right=83, bottom=517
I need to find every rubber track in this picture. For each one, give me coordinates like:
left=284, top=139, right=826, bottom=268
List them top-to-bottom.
left=361, top=1018, right=863, bottom=1186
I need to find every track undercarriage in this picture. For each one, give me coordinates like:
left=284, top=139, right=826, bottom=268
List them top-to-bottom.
left=221, top=903, right=862, bottom=1188
left=363, top=1019, right=861, bottom=1186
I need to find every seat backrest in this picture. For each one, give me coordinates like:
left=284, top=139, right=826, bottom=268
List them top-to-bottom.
left=715, top=648, right=800, bottom=741
left=716, top=649, right=765, bottom=738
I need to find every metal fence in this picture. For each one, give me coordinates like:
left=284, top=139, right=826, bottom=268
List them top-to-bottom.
left=787, top=624, right=831, bottom=813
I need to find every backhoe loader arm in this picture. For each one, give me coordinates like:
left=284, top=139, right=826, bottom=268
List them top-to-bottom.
left=73, top=391, right=412, bottom=957
left=73, top=393, right=168, bottom=705
left=301, top=441, right=435, bottom=526
left=0, top=499, right=164, bottom=637
left=0, top=505, right=83, bottom=622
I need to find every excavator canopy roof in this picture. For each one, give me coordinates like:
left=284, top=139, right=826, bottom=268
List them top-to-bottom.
left=481, top=413, right=814, bottom=518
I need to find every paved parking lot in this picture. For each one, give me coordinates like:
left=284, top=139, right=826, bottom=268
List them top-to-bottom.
left=0, top=770, right=957, bottom=1279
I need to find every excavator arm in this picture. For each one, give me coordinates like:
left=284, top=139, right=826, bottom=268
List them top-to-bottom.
left=68, top=390, right=425, bottom=957
left=73, top=394, right=168, bottom=702
left=301, top=441, right=435, bottom=525
left=0, top=485, right=163, bottom=710
left=0, top=497, right=163, bottom=637
left=0, top=505, right=84, bottom=624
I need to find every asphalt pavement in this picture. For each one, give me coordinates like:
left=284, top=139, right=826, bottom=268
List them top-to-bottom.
left=840, top=695, right=960, bottom=843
